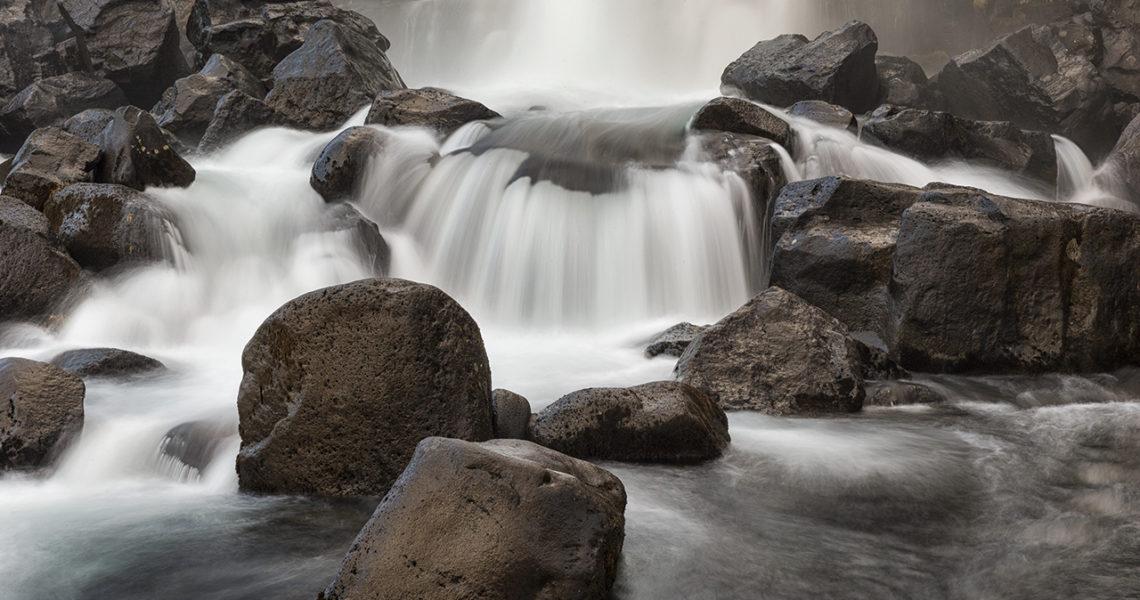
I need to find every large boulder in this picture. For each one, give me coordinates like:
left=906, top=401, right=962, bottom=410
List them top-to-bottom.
left=0, top=0, right=71, bottom=106
left=57, top=0, right=189, bottom=107
left=265, top=19, right=404, bottom=131
left=722, top=21, right=880, bottom=113
left=937, top=22, right=1118, bottom=158
left=197, top=52, right=265, bottom=98
left=152, top=54, right=266, bottom=147
left=875, top=55, right=938, bottom=108
left=0, top=73, right=127, bottom=152
left=364, top=87, right=500, bottom=137
left=196, top=89, right=277, bottom=152
left=690, top=96, right=792, bottom=148
left=95, top=106, right=196, bottom=190
left=861, top=106, right=1058, bottom=184
left=60, top=108, right=116, bottom=143
left=1098, top=111, right=1140, bottom=205
left=310, top=126, right=386, bottom=203
left=2, top=127, right=100, bottom=210
left=44, top=183, right=176, bottom=271
left=0, top=195, right=80, bottom=320
left=319, top=202, right=391, bottom=275
left=236, top=278, right=493, bottom=496
left=676, top=287, right=866, bottom=414
left=50, top=347, right=165, bottom=378
left=0, top=357, right=85, bottom=470
left=530, top=381, right=730, bottom=463
left=490, top=388, right=530, bottom=440
left=320, top=437, right=626, bottom=600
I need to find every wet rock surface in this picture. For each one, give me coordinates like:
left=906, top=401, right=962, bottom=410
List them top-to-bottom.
left=0, top=73, right=127, bottom=152
left=365, top=87, right=500, bottom=136
left=690, top=96, right=792, bottom=148
left=94, top=106, right=196, bottom=190
left=2, top=126, right=100, bottom=210
left=310, top=126, right=387, bottom=203
left=43, top=183, right=177, bottom=271
left=0, top=195, right=80, bottom=321
left=319, top=202, right=390, bottom=275
left=644, top=322, right=706, bottom=359
left=50, top=347, right=166, bottom=379
left=0, top=357, right=85, bottom=470
left=491, top=388, right=530, bottom=440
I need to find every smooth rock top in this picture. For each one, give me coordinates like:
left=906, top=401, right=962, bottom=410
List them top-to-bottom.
left=365, top=87, right=501, bottom=136
left=690, top=96, right=792, bottom=148
left=309, top=125, right=386, bottom=203
left=0, top=193, right=81, bottom=321
left=236, top=278, right=493, bottom=496
left=50, top=347, right=166, bottom=378
left=0, top=357, right=85, bottom=470
left=490, top=388, right=531, bottom=440
left=321, top=437, right=626, bottom=600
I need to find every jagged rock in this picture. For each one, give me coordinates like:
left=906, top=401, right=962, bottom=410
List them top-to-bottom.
left=0, top=0, right=70, bottom=113
left=57, top=0, right=189, bottom=106
left=1089, top=3, right=1140, bottom=101
left=265, top=19, right=404, bottom=131
left=722, top=21, right=880, bottom=113
left=197, top=52, right=265, bottom=98
left=876, top=55, right=938, bottom=107
left=0, top=73, right=127, bottom=152
left=151, top=74, right=236, bottom=146
left=365, top=87, right=500, bottom=136
left=197, top=90, right=277, bottom=152
left=690, top=96, right=791, bottom=148
left=788, top=100, right=857, bottom=131
left=861, top=105, right=1058, bottom=184
left=95, top=106, right=196, bottom=190
left=61, top=108, right=116, bottom=143
left=1099, top=111, right=1140, bottom=204
left=310, top=126, right=386, bottom=203
left=2, top=127, right=100, bottom=210
left=43, top=183, right=176, bottom=271
left=0, top=195, right=80, bottom=320
left=320, top=202, right=390, bottom=275
left=236, top=278, right=493, bottom=496
left=676, top=287, right=866, bottom=414
left=644, top=322, right=706, bottom=358
left=50, top=347, right=166, bottom=378
left=0, top=357, right=85, bottom=470
left=530, top=381, right=730, bottom=463
left=865, top=381, right=947, bottom=406
left=491, top=389, right=530, bottom=440
left=160, top=419, right=234, bottom=473
left=321, top=437, right=625, bottom=600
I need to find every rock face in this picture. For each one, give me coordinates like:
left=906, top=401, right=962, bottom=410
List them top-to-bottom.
left=0, top=0, right=71, bottom=107
left=57, top=0, right=189, bottom=106
left=1091, top=0, right=1140, bottom=103
left=265, top=19, right=404, bottom=131
left=722, top=21, right=880, bottom=113
left=152, top=54, right=267, bottom=147
left=875, top=55, right=937, bottom=108
left=0, top=73, right=127, bottom=152
left=364, top=87, right=500, bottom=136
left=196, top=89, right=277, bottom=152
left=690, top=96, right=791, bottom=148
left=788, top=100, right=857, bottom=131
left=861, top=105, right=1058, bottom=186
left=95, top=106, right=196, bottom=190
left=1099, top=112, right=1140, bottom=204
left=310, top=126, right=386, bottom=203
left=2, top=127, right=101, bottom=210
left=43, top=183, right=176, bottom=270
left=0, top=195, right=80, bottom=320
left=320, top=203, right=391, bottom=275
left=236, top=278, right=493, bottom=496
left=676, top=287, right=866, bottom=414
left=644, top=322, right=706, bottom=358
left=50, top=347, right=165, bottom=378
left=0, top=357, right=85, bottom=470
left=530, top=381, right=730, bottom=463
left=490, top=389, right=530, bottom=440
left=321, top=437, right=626, bottom=600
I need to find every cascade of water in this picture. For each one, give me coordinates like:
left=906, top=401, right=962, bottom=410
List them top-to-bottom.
left=1052, top=134, right=1137, bottom=212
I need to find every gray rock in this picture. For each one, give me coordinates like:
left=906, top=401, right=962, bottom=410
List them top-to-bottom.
left=197, top=53, right=265, bottom=98
left=875, top=55, right=938, bottom=108
left=0, top=73, right=127, bottom=153
left=151, top=74, right=241, bottom=147
left=365, top=87, right=500, bottom=137
left=196, top=90, right=277, bottom=152
left=690, top=96, right=792, bottom=148
left=789, top=100, right=857, bottom=131
left=94, top=106, right=196, bottom=190
left=61, top=108, right=116, bottom=143
left=1098, top=111, right=1140, bottom=205
left=310, top=126, right=386, bottom=203
left=2, top=127, right=101, bottom=210
left=43, top=183, right=177, bottom=271
left=0, top=195, right=80, bottom=320
left=320, top=202, right=390, bottom=275
left=236, top=278, right=493, bottom=496
left=644, top=322, right=706, bottom=358
left=49, top=347, right=166, bottom=378
left=0, top=357, right=85, bottom=470
left=530, top=381, right=730, bottom=463
left=865, top=381, right=947, bottom=407
left=491, top=388, right=530, bottom=440
left=160, top=419, right=234, bottom=473
left=321, top=437, right=625, bottom=600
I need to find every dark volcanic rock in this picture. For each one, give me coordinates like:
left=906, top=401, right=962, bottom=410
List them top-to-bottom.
left=0, top=0, right=70, bottom=106
left=58, top=0, right=189, bottom=107
left=265, top=19, right=404, bottom=131
left=722, top=21, right=880, bottom=113
left=197, top=52, right=265, bottom=98
left=876, top=55, right=938, bottom=108
left=0, top=73, right=127, bottom=152
left=151, top=74, right=241, bottom=147
left=365, top=87, right=501, bottom=137
left=197, top=90, right=277, bottom=152
left=690, top=96, right=792, bottom=148
left=789, top=100, right=857, bottom=131
left=862, top=105, right=1058, bottom=184
left=95, top=106, right=196, bottom=190
left=61, top=108, right=116, bottom=143
left=1099, top=112, right=1140, bottom=204
left=310, top=126, right=386, bottom=203
left=2, top=127, right=101, bottom=210
left=43, top=183, right=177, bottom=271
left=0, top=195, right=80, bottom=320
left=320, top=202, right=390, bottom=275
left=236, top=278, right=493, bottom=496
left=676, top=287, right=866, bottom=414
left=644, top=322, right=706, bottom=358
left=50, top=347, right=166, bottom=378
left=0, top=357, right=85, bottom=470
left=530, top=381, right=730, bottom=463
left=866, top=381, right=947, bottom=407
left=490, top=388, right=530, bottom=440
left=161, top=419, right=234, bottom=473
left=321, top=437, right=625, bottom=600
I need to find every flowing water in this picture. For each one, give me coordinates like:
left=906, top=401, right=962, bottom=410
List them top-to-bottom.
left=3, top=2, right=1140, bottom=599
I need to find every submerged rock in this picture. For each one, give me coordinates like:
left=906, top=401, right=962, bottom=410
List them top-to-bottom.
left=722, top=21, right=880, bottom=113
left=365, top=87, right=500, bottom=137
left=690, top=96, right=792, bottom=148
left=2, top=126, right=100, bottom=210
left=310, top=126, right=386, bottom=203
left=43, top=183, right=177, bottom=271
left=0, top=195, right=80, bottom=320
left=319, top=202, right=390, bottom=275
left=236, top=278, right=493, bottom=496
left=676, top=287, right=866, bottom=414
left=644, top=322, right=706, bottom=358
left=49, top=347, right=165, bottom=379
left=0, top=357, right=85, bottom=470
left=530, top=381, right=730, bottom=463
left=491, top=388, right=530, bottom=440
left=160, top=419, right=234, bottom=473
left=321, top=437, right=625, bottom=600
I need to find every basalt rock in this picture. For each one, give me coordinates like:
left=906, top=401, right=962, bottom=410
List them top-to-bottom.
left=0, top=0, right=70, bottom=107
left=265, top=19, right=404, bottom=131
left=722, top=21, right=880, bottom=113
left=197, top=52, right=266, bottom=98
left=876, top=55, right=939, bottom=108
left=0, top=73, right=127, bottom=152
left=151, top=74, right=237, bottom=147
left=365, top=87, right=501, bottom=137
left=196, top=90, right=277, bottom=152
left=690, top=96, right=791, bottom=148
left=789, top=100, right=857, bottom=132
left=95, top=106, right=196, bottom=190
left=61, top=108, right=116, bottom=143
left=1098, top=111, right=1140, bottom=205
left=310, top=126, right=386, bottom=203
left=2, top=127, right=100, bottom=210
left=43, top=183, right=176, bottom=271
left=0, top=195, right=80, bottom=321
left=319, top=202, right=391, bottom=275
left=236, top=278, right=493, bottom=496
left=676, top=286, right=866, bottom=414
left=644, top=322, right=706, bottom=359
left=50, top=347, right=166, bottom=378
left=0, top=357, right=85, bottom=470
left=530, top=381, right=730, bottom=463
left=491, top=388, right=530, bottom=440
left=161, top=419, right=234, bottom=473
left=321, top=437, right=625, bottom=600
